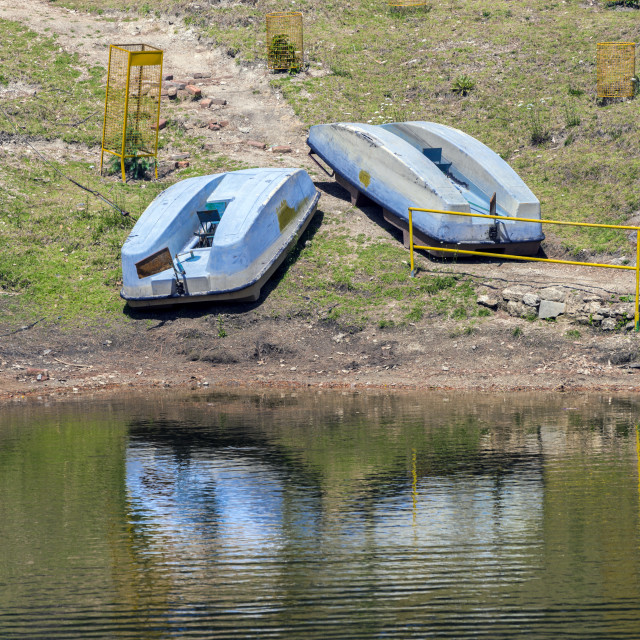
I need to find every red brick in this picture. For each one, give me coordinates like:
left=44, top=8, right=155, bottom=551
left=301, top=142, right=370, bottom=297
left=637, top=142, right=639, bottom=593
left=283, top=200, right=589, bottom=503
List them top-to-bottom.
left=186, top=85, right=202, bottom=98
left=200, top=98, right=213, bottom=108
left=151, top=118, right=167, bottom=131
left=246, top=140, right=266, bottom=149
left=272, top=145, right=293, bottom=154
left=176, top=160, right=190, bottom=169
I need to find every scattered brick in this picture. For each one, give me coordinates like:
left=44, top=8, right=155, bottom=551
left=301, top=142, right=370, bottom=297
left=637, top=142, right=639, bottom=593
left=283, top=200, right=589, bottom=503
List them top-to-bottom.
left=193, top=72, right=212, bottom=79
left=163, top=73, right=174, bottom=81
left=186, top=85, right=202, bottom=98
left=200, top=98, right=213, bottom=108
left=210, top=98, right=227, bottom=105
left=151, top=118, right=167, bottom=131
left=219, top=120, right=230, bottom=127
left=208, top=123, right=221, bottom=131
left=246, top=140, right=266, bottom=149
left=272, top=145, right=293, bottom=154
left=176, top=160, right=190, bottom=169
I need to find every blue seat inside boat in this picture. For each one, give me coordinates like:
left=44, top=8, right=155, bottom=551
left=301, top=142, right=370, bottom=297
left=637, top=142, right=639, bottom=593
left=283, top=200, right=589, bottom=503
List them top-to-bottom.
left=423, top=147, right=452, bottom=174
left=195, top=208, right=222, bottom=247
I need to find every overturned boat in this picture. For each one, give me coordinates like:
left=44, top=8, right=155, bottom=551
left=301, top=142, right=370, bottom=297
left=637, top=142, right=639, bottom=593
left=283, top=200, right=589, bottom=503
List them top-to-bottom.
left=307, top=121, right=543, bottom=255
left=121, top=168, right=320, bottom=307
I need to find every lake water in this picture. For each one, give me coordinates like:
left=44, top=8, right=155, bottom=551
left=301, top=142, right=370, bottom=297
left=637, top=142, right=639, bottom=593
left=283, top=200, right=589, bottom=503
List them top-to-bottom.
left=1, top=391, right=639, bottom=639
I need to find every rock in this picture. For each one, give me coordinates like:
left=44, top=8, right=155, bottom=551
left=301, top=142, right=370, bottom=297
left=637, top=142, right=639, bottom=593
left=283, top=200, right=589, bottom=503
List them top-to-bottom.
left=193, top=72, right=212, bottom=79
left=163, top=73, right=174, bottom=81
left=172, top=82, right=186, bottom=90
left=186, top=85, right=202, bottom=98
left=167, top=87, right=178, bottom=98
left=200, top=98, right=213, bottom=108
left=210, top=98, right=227, bottom=105
left=151, top=118, right=167, bottom=131
left=219, top=120, right=230, bottom=127
left=208, top=122, right=221, bottom=131
left=246, top=140, right=266, bottom=149
left=272, top=145, right=293, bottom=154
left=170, top=153, right=190, bottom=161
left=176, top=160, right=190, bottom=168
left=502, top=285, right=531, bottom=302
left=538, top=286, right=566, bottom=302
left=522, top=292, right=540, bottom=307
left=477, top=294, right=498, bottom=309
left=506, top=300, right=527, bottom=317
left=538, top=300, right=565, bottom=319
left=583, top=301, right=605, bottom=315
left=610, top=303, right=634, bottom=318
left=591, top=313, right=604, bottom=325
left=601, top=317, right=617, bottom=331
left=625, top=321, right=637, bottom=331
left=332, top=333, right=346, bottom=343
left=26, top=367, right=49, bottom=380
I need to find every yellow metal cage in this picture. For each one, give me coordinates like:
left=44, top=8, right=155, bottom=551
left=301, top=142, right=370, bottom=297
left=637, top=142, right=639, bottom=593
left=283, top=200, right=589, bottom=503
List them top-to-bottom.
left=266, top=12, right=303, bottom=72
left=597, top=42, right=636, bottom=98
left=100, top=44, right=163, bottom=183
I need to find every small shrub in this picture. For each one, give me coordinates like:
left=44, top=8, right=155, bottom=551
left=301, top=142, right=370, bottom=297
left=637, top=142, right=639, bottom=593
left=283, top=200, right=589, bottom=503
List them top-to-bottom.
left=268, top=34, right=301, bottom=73
left=451, top=74, right=475, bottom=96
left=567, top=86, right=584, bottom=97
left=564, top=103, right=581, bottom=127
left=527, top=106, right=551, bottom=145
left=512, top=326, right=523, bottom=337
left=565, top=329, right=581, bottom=339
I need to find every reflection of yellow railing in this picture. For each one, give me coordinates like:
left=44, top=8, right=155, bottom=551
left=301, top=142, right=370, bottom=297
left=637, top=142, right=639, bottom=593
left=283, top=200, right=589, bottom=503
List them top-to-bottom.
left=407, top=207, right=640, bottom=330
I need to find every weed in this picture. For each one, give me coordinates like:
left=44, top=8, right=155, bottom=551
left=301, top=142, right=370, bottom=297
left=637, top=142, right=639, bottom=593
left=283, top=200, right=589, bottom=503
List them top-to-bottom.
left=451, top=74, right=475, bottom=96
left=568, top=86, right=584, bottom=97
left=564, top=103, right=581, bottom=128
left=527, top=105, right=551, bottom=145
left=477, top=307, right=492, bottom=317
left=217, top=316, right=227, bottom=338
left=378, top=319, right=395, bottom=329
left=512, top=326, right=523, bottom=338
left=565, top=329, right=581, bottom=339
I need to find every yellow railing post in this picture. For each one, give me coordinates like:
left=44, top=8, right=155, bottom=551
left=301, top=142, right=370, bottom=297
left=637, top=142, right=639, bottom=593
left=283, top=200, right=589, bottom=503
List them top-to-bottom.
left=409, top=208, right=416, bottom=277
left=634, top=229, right=640, bottom=331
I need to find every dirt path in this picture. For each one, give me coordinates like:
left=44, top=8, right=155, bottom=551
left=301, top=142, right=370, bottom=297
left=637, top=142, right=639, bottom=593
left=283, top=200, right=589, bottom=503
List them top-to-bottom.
left=1, top=0, right=639, bottom=403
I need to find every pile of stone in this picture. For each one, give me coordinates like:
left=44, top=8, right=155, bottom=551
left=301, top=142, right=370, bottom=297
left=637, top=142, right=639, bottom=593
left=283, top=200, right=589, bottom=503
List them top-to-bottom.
left=477, top=284, right=636, bottom=330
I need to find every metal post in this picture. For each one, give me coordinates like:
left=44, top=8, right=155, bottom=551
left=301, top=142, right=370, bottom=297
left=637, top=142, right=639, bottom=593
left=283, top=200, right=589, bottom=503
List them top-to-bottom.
left=120, top=50, right=131, bottom=184
left=409, top=208, right=416, bottom=277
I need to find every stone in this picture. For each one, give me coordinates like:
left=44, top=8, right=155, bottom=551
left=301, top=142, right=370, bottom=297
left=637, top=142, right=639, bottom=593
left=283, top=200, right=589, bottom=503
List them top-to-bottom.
left=163, top=73, right=174, bottom=81
left=173, top=82, right=186, bottom=90
left=186, top=85, right=202, bottom=98
left=167, top=87, right=178, bottom=98
left=200, top=98, right=213, bottom=108
left=210, top=98, right=227, bottom=105
left=151, top=118, right=167, bottom=130
left=219, top=120, right=230, bottom=127
left=208, top=123, right=221, bottom=131
left=246, top=140, right=266, bottom=149
left=272, top=145, right=293, bottom=153
left=170, top=153, right=190, bottom=161
left=176, top=160, right=190, bottom=168
left=502, top=285, right=531, bottom=302
left=538, top=286, right=566, bottom=302
left=522, top=292, right=540, bottom=307
left=477, top=294, right=498, bottom=309
left=506, top=300, right=527, bottom=317
left=538, top=300, right=565, bottom=319
left=610, top=303, right=634, bottom=318
left=601, top=317, right=617, bottom=331
left=26, top=367, right=49, bottom=380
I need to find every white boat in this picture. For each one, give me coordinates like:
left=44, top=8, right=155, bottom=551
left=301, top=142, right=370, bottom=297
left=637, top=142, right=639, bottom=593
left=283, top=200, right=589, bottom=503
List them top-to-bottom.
left=307, top=121, right=544, bottom=255
left=121, top=168, right=320, bottom=307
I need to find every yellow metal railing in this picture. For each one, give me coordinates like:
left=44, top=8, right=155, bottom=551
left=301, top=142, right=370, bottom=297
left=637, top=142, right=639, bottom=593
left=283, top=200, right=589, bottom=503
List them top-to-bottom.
left=407, top=207, right=640, bottom=331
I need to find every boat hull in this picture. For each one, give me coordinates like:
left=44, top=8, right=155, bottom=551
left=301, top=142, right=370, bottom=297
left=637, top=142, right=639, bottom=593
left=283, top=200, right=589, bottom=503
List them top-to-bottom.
left=307, top=122, right=543, bottom=256
left=121, top=168, right=320, bottom=306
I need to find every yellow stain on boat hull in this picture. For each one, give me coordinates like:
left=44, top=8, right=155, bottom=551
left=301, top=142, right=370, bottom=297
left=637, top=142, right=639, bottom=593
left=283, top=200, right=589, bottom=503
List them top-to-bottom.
left=359, top=170, right=371, bottom=188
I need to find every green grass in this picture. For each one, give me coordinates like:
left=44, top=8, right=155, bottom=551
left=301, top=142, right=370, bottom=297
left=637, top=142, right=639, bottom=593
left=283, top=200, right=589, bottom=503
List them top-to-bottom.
left=3, top=0, right=640, bottom=329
